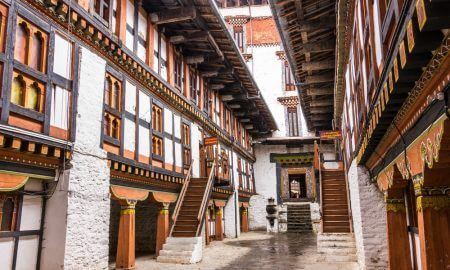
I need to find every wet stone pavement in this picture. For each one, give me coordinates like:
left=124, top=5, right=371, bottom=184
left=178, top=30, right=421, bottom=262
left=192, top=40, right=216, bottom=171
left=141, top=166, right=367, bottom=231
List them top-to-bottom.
left=134, top=232, right=359, bottom=270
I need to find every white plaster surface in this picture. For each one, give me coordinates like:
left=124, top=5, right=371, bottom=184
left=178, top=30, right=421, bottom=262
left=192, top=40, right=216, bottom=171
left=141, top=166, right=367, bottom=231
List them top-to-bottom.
left=62, top=47, right=111, bottom=270
left=348, top=160, right=388, bottom=270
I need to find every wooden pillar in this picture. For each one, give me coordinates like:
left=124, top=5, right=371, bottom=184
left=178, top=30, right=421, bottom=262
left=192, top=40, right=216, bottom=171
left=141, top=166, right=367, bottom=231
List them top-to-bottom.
left=115, top=0, right=127, bottom=42
left=416, top=193, right=450, bottom=270
left=385, top=198, right=412, bottom=270
left=116, top=200, right=136, bottom=270
left=155, top=202, right=170, bottom=256
left=215, top=206, right=223, bottom=241
left=241, top=207, right=249, bottom=233
left=205, top=208, right=211, bottom=245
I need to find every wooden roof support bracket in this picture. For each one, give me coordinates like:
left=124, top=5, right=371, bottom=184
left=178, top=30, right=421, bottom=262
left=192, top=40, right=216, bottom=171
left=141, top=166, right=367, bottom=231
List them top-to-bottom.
left=150, top=7, right=197, bottom=25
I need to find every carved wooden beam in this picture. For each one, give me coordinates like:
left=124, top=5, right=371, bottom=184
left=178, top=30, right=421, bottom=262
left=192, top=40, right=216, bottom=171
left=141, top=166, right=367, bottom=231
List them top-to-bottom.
left=150, top=7, right=197, bottom=25
left=297, top=17, right=336, bottom=32
left=169, top=31, right=208, bottom=44
left=302, top=40, right=335, bottom=53
left=185, top=55, right=205, bottom=64
left=301, top=60, right=335, bottom=71
left=305, top=73, right=334, bottom=84
left=306, top=88, right=334, bottom=96
left=310, top=99, right=333, bottom=107
left=310, top=107, right=332, bottom=114
left=311, top=114, right=331, bottom=121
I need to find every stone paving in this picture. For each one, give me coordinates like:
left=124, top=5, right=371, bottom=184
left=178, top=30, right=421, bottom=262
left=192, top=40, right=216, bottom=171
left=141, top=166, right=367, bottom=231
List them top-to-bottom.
left=133, top=232, right=359, bottom=270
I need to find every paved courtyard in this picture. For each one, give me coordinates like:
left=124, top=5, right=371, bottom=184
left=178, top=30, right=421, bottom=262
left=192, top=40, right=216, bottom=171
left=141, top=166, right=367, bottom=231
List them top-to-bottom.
left=133, top=232, right=359, bottom=270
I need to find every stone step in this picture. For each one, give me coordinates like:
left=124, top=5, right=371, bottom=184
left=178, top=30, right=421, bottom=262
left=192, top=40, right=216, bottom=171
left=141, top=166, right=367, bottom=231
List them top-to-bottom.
left=318, top=233, right=354, bottom=239
left=166, top=237, right=199, bottom=245
left=317, top=241, right=356, bottom=249
left=162, top=242, right=197, bottom=251
left=317, top=247, right=356, bottom=255
left=159, top=249, right=193, bottom=257
left=316, top=253, right=358, bottom=263
left=157, top=254, right=192, bottom=264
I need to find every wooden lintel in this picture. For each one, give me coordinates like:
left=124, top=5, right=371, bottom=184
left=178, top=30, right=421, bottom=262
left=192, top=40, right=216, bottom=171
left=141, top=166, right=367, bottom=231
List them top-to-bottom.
left=150, top=7, right=197, bottom=25
left=301, top=60, right=335, bottom=71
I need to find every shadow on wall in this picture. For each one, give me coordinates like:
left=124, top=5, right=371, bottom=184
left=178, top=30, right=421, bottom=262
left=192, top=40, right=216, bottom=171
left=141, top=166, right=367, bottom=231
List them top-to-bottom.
left=108, top=198, right=162, bottom=262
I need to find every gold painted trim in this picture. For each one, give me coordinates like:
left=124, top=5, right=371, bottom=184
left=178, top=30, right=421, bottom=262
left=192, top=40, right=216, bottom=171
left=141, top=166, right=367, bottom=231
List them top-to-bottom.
left=416, top=195, right=450, bottom=212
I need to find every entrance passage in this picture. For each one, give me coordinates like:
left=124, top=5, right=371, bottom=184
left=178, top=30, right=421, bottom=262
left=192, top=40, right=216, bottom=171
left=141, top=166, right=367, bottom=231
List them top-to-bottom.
left=289, top=174, right=307, bottom=199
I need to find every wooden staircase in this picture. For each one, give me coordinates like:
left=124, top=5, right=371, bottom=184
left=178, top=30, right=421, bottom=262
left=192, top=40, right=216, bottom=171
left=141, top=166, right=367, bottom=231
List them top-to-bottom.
left=321, top=169, right=351, bottom=233
left=171, top=177, right=209, bottom=237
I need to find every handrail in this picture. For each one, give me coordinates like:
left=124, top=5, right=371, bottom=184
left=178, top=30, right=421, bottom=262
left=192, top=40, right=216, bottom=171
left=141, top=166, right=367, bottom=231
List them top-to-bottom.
left=318, top=142, right=324, bottom=233
left=170, top=159, right=194, bottom=237
left=196, top=160, right=216, bottom=236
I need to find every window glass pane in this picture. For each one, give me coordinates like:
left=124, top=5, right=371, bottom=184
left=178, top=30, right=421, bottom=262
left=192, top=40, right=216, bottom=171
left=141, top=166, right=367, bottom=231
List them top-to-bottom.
left=138, top=7, right=147, bottom=40
left=14, top=23, right=28, bottom=64
left=126, top=29, right=134, bottom=49
left=29, top=33, right=43, bottom=71
left=53, top=33, right=72, bottom=79
left=137, top=42, right=146, bottom=61
left=11, top=76, right=25, bottom=106
left=124, top=80, right=136, bottom=114
left=25, top=84, right=39, bottom=111
left=50, top=85, right=70, bottom=130
left=138, top=90, right=150, bottom=122
left=20, top=195, right=42, bottom=231
left=16, top=235, right=39, bottom=270
left=0, top=237, right=15, bottom=269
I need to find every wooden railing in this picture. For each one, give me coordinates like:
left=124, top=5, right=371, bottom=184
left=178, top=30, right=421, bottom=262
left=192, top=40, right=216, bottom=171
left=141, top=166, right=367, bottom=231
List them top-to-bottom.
left=170, top=160, right=193, bottom=237
left=196, top=160, right=216, bottom=236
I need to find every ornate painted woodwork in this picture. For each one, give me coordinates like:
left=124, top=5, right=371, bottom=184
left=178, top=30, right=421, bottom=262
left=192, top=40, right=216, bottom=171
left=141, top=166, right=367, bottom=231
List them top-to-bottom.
left=21, top=0, right=270, bottom=165
left=0, top=173, right=29, bottom=192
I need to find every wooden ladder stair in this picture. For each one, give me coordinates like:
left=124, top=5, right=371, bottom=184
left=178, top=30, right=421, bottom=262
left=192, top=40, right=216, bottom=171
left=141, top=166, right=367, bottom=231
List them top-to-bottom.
left=321, top=169, right=351, bottom=233
left=171, top=177, right=209, bottom=237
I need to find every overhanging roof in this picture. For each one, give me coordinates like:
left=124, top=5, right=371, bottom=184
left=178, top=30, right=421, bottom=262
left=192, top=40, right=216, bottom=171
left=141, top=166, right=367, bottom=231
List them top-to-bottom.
left=143, top=0, right=277, bottom=135
left=269, top=0, right=337, bottom=131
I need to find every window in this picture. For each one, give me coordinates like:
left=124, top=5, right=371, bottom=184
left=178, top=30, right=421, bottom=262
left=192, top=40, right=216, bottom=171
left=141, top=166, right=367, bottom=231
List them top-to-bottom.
left=93, top=0, right=111, bottom=23
left=125, top=0, right=134, bottom=49
left=14, top=18, right=48, bottom=73
left=233, top=26, right=245, bottom=52
left=153, top=31, right=168, bottom=80
left=174, top=52, right=184, bottom=90
left=284, top=61, right=295, bottom=91
left=189, top=69, right=199, bottom=105
left=11, top=73, right=45, bottom=112
left=103, top=73, right=122, bottom=139
left=105, top=73, right=122, bottom=110
left=203, top=83, right=211, bottom=115
left=152, top=104, right=163, bottom=156
left=152, top=104, right=163, bottom=132
left=287, top=107, right=299, bottom=136
left=224, top=108, right=231, bottom=133
left=182, top=123, right=191, bottom=168
left=152, top=136, right=163, bottom=156
left=237, top=158, right=242, bottom=187
left=0, top=195, right=18, bottom=232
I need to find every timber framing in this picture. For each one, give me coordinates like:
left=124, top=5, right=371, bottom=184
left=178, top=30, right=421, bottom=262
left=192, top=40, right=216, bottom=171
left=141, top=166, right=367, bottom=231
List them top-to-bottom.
left=19, top=0, right=276, bottom=163
left=269, top=0, right=337, bottom=131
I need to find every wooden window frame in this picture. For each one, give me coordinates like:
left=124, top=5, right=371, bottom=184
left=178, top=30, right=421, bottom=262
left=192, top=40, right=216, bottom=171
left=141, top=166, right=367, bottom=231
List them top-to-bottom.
left=92, top=0, right=113, bottom=27
left=1, top=7, right=78, bottom=140
left=174, top=51, right=184, bottom=91
left=284, top=61, right=295, bottom=91
left=103, top=72, right=122, bottom=143
left=151, top=102, right=164, bottom=160
left=287, top=106, right=299, bottom=137
left=181, top=122, right=191, bottom=169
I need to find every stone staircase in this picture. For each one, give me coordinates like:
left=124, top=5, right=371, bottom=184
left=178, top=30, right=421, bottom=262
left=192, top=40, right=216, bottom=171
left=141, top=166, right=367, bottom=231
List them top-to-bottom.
left=287, top=203, right=313, bottom=232
left=316, top=233, right=358, bottom=263
left=156, top=237, right=203, bottom=264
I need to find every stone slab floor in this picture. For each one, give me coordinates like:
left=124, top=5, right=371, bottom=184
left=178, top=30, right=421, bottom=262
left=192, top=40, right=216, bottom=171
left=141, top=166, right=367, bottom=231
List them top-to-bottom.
left=132, top=232, right=359, bottom=270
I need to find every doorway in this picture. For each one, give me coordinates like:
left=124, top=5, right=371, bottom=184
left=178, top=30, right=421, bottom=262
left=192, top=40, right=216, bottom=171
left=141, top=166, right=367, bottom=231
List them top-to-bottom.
left=289, top=174, right=307, bottom=199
